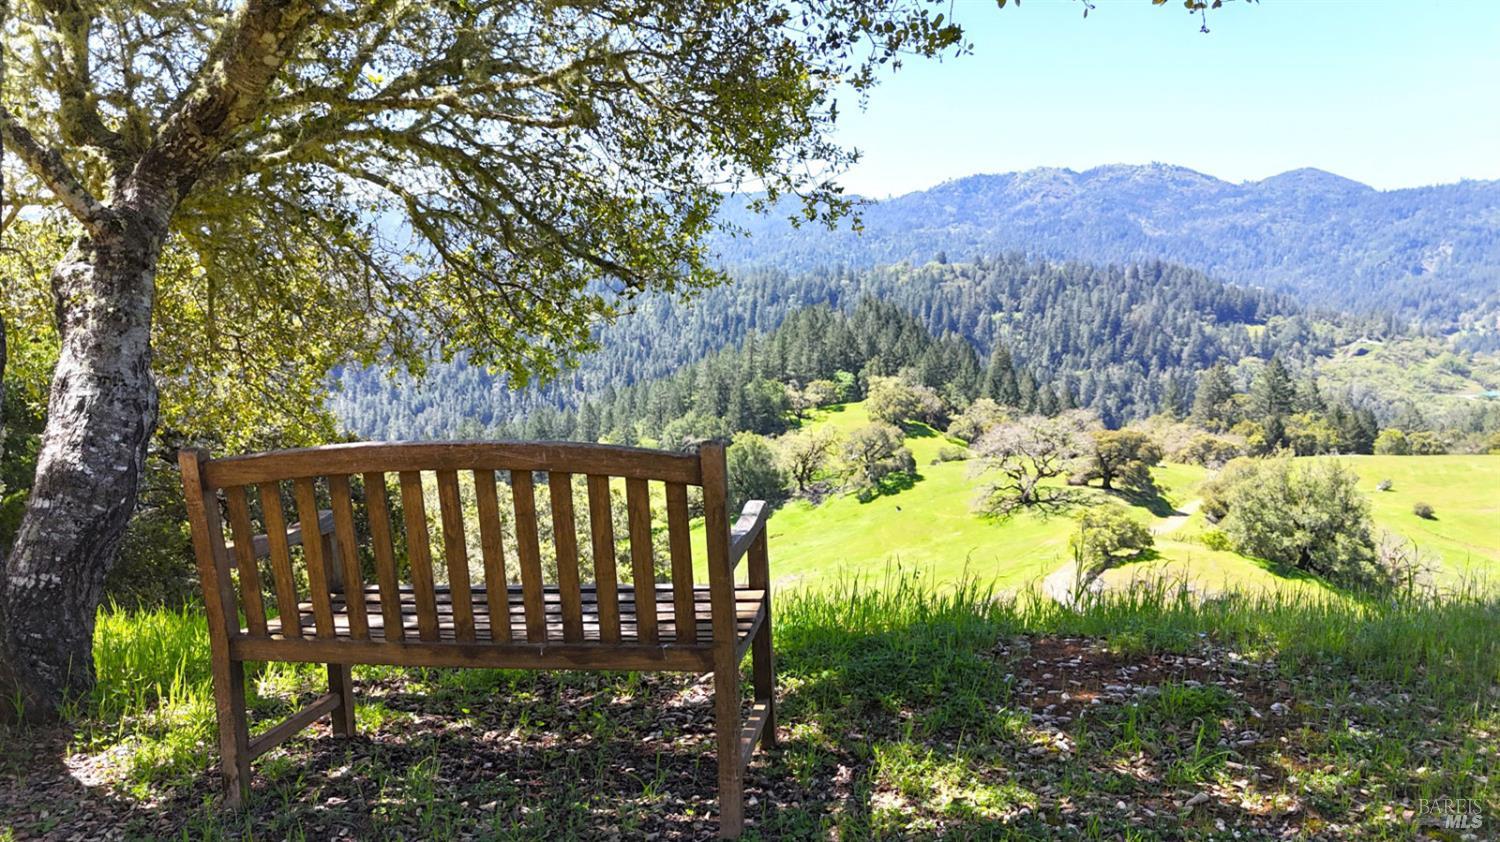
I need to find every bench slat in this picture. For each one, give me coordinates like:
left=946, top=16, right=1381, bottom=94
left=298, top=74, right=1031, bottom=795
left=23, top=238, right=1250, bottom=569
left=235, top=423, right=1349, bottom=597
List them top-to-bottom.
left=203, top=441, right=701, bottom=487
left=473, top=469, right=511, bottom=643
left=436, top=470, right=477, bottom=642
left=398, top=471, right=441, bottom=641
left=511, top=471, right=548, bottom=642
left=363, top=472, right=405, bottom=642
left=549, top=472, right=585, bottom=643
left=585, top=474, right=621, bottom=644
left=327, top=475, right=369, bottom=640
left=293, top=478, right=337, bottom=639
left=625, top=478, right=658, bottom=644
left=258, top=482, right=303, bottom=639
left=665, top=482, right=697, bottom=644
left=223, top=485, right=268, bottom=637
left=257, top=584, right=766, bottom=646
left=232, top=636, right=715, bottom=673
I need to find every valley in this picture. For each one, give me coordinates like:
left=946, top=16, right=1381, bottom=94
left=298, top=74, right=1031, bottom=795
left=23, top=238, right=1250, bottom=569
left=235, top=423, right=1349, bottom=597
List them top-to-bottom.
left=690, top=401, right=1500, bottom=598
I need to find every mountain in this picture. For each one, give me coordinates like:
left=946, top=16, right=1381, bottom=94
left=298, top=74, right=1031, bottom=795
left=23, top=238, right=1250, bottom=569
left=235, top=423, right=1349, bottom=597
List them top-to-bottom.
left=712, top=164, right=1500, bottom=324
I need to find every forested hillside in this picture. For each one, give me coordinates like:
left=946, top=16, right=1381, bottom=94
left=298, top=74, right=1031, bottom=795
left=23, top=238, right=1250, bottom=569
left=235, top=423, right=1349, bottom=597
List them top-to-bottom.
left=713, top=164, right=1500, bottom=324
left=334, top=256, right=1361, bottom=438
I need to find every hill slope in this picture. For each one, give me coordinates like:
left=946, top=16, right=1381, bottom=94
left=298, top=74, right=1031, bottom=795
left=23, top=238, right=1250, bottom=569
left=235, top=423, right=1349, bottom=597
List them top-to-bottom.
left=713, top=164, right=1500, bottom=323
left=701, top=402, right=1500, bottom=595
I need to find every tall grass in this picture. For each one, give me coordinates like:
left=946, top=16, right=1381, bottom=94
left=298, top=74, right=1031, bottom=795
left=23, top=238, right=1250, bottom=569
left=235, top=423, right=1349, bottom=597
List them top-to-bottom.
left=779, top=569, right=1500, bottom=712
left=58, top=570, right=1497, bottom=799
left=88, top=574, right=1500, bottom=726
left=91, top=602, right=215, bottom=723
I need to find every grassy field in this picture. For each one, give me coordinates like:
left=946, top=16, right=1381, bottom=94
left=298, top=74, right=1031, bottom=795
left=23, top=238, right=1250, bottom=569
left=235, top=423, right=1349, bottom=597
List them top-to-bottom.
left=701, top=403, right=1499, bottom=597
left=1340, top=454, right=1500, bottom=577
left=2, top=578, right=1495, bottom=839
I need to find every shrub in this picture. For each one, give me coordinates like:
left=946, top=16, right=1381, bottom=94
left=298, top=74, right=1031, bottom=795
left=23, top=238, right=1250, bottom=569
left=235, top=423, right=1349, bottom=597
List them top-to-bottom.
left=1230, top=419, right=1271, bottom=456
left=1374, top=428, right=1410, bottom=455
left=1406, top=431, right=1447, bottom=455
left=726, top=432, right=787, bottom=512
left=933, top=445, right=969, bottom=464
left=1198, top=457, right=1261, bottom=523
left=1219, top=459, right=1378, bottom=584
left=1412, top=501, right=1435, bottom=520
left=1069, top=506, right=1154, bottom=585
left=1199, top=529, right=1233, bottom=552
left=1374, top=531, right=1439, bottom=595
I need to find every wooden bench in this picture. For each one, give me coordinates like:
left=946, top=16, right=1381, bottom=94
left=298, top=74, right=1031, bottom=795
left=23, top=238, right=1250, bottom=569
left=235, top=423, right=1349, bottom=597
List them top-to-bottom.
left=179, top=441, right=774, bottom=838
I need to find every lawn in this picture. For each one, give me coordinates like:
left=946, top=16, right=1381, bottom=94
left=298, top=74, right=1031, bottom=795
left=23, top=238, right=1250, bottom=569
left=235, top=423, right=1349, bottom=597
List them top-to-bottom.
left=699, top=404, right=1500, bottom=597
left=1336, top=454, right=1500, bottom=579
left=2, top=577, right=1495, bottom=839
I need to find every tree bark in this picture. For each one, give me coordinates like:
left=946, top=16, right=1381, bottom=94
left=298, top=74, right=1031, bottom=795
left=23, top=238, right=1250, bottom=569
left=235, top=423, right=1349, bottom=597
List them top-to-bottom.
left=0, top=0, right=313, bottom=722
left=0, top=212, right=165, bottom=721
left=1, top=312, right=8, bottom=466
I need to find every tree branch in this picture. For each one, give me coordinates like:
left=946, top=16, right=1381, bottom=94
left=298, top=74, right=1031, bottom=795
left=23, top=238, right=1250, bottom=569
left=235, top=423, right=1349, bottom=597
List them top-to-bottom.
left=37, top=0, right=134, bottom=167
left=132, top=0, right=318, bottom=209
left=0, top=107, right=117, bottom=235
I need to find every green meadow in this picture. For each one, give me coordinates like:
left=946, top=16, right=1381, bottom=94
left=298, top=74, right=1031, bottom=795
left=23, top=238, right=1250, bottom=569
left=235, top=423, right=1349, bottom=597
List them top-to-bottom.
left=698, top=402, right=1500, bottom=597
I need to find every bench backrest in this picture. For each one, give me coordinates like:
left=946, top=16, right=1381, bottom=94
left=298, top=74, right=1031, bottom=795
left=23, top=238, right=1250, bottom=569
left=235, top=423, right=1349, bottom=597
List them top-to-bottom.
left=179, top=441, right=738, bottom=649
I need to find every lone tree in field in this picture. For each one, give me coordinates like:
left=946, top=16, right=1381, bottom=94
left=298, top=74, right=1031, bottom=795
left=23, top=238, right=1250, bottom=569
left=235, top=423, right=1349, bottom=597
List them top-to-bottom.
left=0, top=0, right=1243, bottom=718
left=971, top=411, right=1096, bottom=516
left=840, top=422, right=914, bottom=496
left=777, top=426, right=838, bottom=495
left=1074, top=429, right=1164, bottom=492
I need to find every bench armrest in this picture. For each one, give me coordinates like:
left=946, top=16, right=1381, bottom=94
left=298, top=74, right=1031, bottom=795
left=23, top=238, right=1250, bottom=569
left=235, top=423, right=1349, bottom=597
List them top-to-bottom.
left=727, top=500, right=769, bottom=570
left=225, top=509, right=335, bottom=559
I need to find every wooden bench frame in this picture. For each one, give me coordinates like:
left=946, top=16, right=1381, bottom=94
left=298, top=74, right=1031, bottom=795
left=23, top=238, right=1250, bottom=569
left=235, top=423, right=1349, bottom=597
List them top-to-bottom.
left=180, top=441, right=774, bottom=838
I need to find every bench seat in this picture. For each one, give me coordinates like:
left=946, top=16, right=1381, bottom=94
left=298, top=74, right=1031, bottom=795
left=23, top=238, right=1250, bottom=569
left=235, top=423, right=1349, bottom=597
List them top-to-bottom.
left=257, top=583, right=768, bottom=646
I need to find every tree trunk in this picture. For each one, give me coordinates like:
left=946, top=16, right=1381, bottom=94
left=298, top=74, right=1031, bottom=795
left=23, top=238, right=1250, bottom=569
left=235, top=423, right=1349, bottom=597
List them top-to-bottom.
left=0, top=214, right=164, bottom=722
left=1, top=312, right=7, bottom=467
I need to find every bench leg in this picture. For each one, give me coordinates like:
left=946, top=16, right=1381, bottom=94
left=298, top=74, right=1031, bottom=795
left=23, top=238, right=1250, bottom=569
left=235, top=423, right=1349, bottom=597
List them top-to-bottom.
left=751, top=601, right=776, bottom=750
left=714, top=654, right=744, bottom=839
left=212, top=659, right=252, bottom=808
left=327, top=663, right=356, bottom=737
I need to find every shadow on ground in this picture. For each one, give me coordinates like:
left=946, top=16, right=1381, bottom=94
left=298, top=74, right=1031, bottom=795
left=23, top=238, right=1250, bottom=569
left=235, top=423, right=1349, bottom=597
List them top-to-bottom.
left=2, top=592, right=1487, bottom=840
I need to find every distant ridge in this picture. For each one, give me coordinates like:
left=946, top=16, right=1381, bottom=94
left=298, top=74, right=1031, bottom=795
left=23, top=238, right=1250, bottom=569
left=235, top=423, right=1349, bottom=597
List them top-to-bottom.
left=713, top=164, right=1500, bottom=323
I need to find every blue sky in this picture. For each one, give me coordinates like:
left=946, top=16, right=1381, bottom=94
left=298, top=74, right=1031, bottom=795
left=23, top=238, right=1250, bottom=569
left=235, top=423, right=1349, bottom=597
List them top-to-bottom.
left=832, top=0, right=1500, bottom=197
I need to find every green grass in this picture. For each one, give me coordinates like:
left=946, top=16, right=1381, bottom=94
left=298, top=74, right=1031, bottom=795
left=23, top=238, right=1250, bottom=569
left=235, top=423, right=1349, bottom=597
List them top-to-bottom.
left=695, top=403, right=1499, bottom=597
left=1334, top=454, right=1500, bottom=579
left=2, top=575, right=1495, bottom=839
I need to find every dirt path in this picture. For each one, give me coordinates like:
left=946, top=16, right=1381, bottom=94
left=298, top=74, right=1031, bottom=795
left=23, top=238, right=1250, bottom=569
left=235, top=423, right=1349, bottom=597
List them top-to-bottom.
left=1151, top=498, right=1202, bottom=536
left=1041, top=563, right=1081, bottom=606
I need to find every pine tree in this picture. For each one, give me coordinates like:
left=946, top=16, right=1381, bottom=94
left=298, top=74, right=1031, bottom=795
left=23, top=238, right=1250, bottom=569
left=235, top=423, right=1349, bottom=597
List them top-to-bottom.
left=980, top=346, right=1022, bottom=407
left=1251, top=357, right=1296, bottom=441
left=1246, top=359, right=1296, bottom=451
left=1190, top=363, right=1236, bottom=432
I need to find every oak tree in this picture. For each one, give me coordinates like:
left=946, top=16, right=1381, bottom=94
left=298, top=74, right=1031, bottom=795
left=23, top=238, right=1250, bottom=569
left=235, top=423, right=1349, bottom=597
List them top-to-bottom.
left=0, top=0, right=972, bottom=719
left=1075, top=429, right=1163, bottom=492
